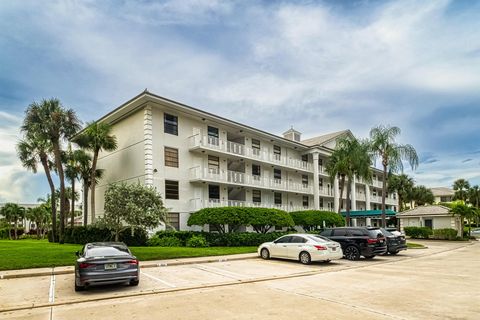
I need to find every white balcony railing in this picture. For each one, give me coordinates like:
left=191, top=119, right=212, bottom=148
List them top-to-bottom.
left=189, top=134, right=312, bottom=172
left=190, top=166, right=314, bottom=194
left=319, top=186, right=334, bottom=197
left=356, top=193, right=366, bottom=201
left=190, top=198, right=316, bottom=212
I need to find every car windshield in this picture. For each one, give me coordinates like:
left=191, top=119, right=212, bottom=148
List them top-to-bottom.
left=380, top=228, right=393, bottom=236
left=368, top=229, right=385, bottom=238
left=306, top=235, right=331, bottom=243
left=86, top=246, right=130, bottom=258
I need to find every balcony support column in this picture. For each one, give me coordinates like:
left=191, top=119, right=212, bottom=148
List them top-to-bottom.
left=312, top=152, right=320, bottom=210
left=334, top=176, right=340, bottom=213
left=351, top=176, right=357, bottom=211
left=365, top=184, right=371, bottom=210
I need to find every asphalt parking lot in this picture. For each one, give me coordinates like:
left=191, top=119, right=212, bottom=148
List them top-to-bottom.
left=1, top=240, right=479, bottom=319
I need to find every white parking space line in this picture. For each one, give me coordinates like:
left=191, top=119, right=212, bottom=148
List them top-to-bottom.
left=193, top=264, right=244, bottom=280
left=198, top=264, right=248, bottom=279
left=141, top=271, right=177, bottom=288
left=48, top=274, right=56, bottom=303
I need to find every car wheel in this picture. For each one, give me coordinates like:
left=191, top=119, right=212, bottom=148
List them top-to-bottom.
left=344, top=246, right=361, bottom=261
left=260, top=248, right=270, bottom=260
left=390, top=250, right=399, bottom=255
left=299, top=251, right=311, bottom=265
left=364, top=255, right=376, bottom=259
left=130, top=279, right=139, bottom=286
left=74, top=283, right=85, bottom=292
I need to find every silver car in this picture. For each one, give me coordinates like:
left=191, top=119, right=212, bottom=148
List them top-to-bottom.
left=258, top=234, right=343, bottom=264
left=75, top=242, right=140, bottom=291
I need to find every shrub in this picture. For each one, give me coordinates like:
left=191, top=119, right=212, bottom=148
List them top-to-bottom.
left=247, top=208, right=294, bottom=233
left=290, top=210, right=345, bottom=231
left=404, top=226, right=433, bottom=239
left=0, top=227, right=25, bottom=239
left=432, top=228, right=458, bottom=240
left=147, top=235, right=183, bottom=247
left=186, top=235, right=209, bottom=247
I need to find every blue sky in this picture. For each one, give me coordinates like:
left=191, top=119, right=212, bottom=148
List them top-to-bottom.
left=1, top=0, right=480, bottom=203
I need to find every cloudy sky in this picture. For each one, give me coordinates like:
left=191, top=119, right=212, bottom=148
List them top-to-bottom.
left=1, top=0, right=479, bottom=203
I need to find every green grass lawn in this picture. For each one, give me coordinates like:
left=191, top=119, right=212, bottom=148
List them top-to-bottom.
left=0, top=239, right=256, bottom=271
left=407, top=242, right=426, bottom=249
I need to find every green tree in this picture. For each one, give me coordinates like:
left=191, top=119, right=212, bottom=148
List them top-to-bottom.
left=22, top=98, right=81, bottom=243
left=75, top=122, right=117, bottom=223
left=369, top=125, right=418, bottom=227
left=17, top=131, right=58, bottom=241
left=325, top=140, right=349, bottom=214
left=64, top=146, right=86, bottom=228
left=388, top=174, right=414, bottom=211
left=453, top=179, right=470, bottom=202
left=103, top=183, right=168, bottom=241
left=411, top=186, right=435, bottom=206
left=450, top=202, right=475, bottom=237
left=1, top=203, right=25, bottom=240
left=26, top=205, right=51, bottom=239
left=187, top=207, right=249, bottom=233
left=247, top=208, right=294, bottom=233
left=290, top=210, right=345, bottom=231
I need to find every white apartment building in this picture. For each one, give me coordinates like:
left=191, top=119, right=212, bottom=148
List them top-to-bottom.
left=87, top=91, right=398, bottom=230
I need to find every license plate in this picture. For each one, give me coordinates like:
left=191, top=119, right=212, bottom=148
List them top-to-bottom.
left=331, top=247, right=337, bottom=251
left=105, top=263, right=117, bottom=270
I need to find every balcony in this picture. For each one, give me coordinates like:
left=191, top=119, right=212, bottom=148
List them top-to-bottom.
left=189, top=134, right=312, bottom=172
left=189, top=166, right=314, bottom=195
left=319, top=186, right=334, bottom=197
left=356, top=193, right=366, bottom=201
left=190, top=198, right=315, bottom=212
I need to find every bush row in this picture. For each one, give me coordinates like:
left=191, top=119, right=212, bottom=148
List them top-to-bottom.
left=48, top=226, right=148, bottom=246
left=404, top=226, right=433, bottom=239
left=0, top=227, right=25, bottom=239
left=432, top=228, right=458, bottom=240
left=149, top=231, right=290, bottom=247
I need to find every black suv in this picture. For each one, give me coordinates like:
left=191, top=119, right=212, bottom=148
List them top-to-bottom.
left=320, top=227, right=387, bottom=260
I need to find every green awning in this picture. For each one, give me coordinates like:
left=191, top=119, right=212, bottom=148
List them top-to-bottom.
left=340, top=210, right=397, bottom=217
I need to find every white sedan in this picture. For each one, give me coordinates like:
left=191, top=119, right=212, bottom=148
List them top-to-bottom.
left=258, top=234, right=343, bottom=265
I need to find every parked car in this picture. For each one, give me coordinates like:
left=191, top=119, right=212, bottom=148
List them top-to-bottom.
left=319, top=227, right=387, bottom=260
left=385, top=227, right=403, bottom=237
left=379, top=228, right=407, bottom=255
left=258, top=234, right=343, bottom=265
left=75, top=242, right=140, bottom=291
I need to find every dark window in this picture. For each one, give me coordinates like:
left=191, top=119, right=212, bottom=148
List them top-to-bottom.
left=164, top=113, right=178, bottom=135
left=207, top=126, right=219, bottom=145
left=252, top=139, right=261, bottom=154
left=273, top=145, right=281, bottom=159
left=164, top=147, right=179, bottom=167
left=302, top=154, right=308, bottom=162
left=208, top=155, right=220, bottom=173
left=252, top=164, right=261, bottom=176
left=274, top=168, right=281, bottom=180
left=302, top=175, right=308, bottom=187
left=319, top=178, right=323, bottom=187
left=165, top=180, right=179, bottom=199
left=209, top=185, right=220, bottom=200
left=252, top=190, right=261, bottom=203
left=274, top=192, right=282, bottom=205
left=302, top=196, right=309, bottom=207
left=319, top=197, right=324, bottom=208
left=167, top=212, right=180, bottom=230
left=424, top=219, right=433, bottom=229
left=320, top=229, right=332, bottom=237
left=332, top=229, right=347, bottom=236
left=351, top=229, right=365, bottom=236
left=274, top=236, right=292, bottom=244
left=290, top=236, right=308, bottom=243
left=86, top=246, right=129, bottom=258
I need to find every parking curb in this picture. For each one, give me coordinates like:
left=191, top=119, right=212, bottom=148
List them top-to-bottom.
left=0, top=254, right=258, bottom=280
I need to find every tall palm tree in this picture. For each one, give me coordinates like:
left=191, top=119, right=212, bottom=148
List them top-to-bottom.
left=22, top=98, right=81, bottom=243
left=75, top=122, right=117, bottom=222
left=369, top=125, right=418, bottom=227
left=17, top=132, right=58, bottom=241
left=325, top=143, right=349, bottom=214
left=65, top=146, right=84, bottom=228
left=388, top=174, right=414, bottom=211
left=453, top=179, right=470, bottom=202
left=468, top=185, right=480, bottom=208
left=411, top=186, right=435, bottom=206
left=1, top=203, right=25, bottom=240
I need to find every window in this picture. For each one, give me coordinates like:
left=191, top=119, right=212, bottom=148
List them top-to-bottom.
left=164, top=113, right=178, bottom=135
left=208, top=126, right=219, bottom=145
left=252, top=139, right=261, bottom=155
left=273, top=145, right=281, bottom=159
left=164, top=147, right=179, bottom=167
left=302, top=154, right=308, bottom=162
left=208, top=155, right=220, bottom=173
left=319, top=158, right=323, bottom=166
left=252, top=164, right=261, bottom=177
left=274, top=168, right=281, bottom=181
left=302, top=175, right=308, bottom=187
left=319, top=178, right=323, bottom=187
left=165, top=180, right=179, bottom=199
left=209, top=185, right=220, bottom=200
left=252, top=190, right=261, bottom=203
left=274, top=192, right=282, bottom=205
left=303, top=196, right=309, bottom=207
left=319, top=198, right=324, bottom=208
left=167, top=212, right=180, bottom=230
left=332, top=229, right=347, bottom=236
left=351, top=229, right=365, bottom=236
left=274, top=236, right=292, bottom=244
left=290, top=236, right=308, bottom=243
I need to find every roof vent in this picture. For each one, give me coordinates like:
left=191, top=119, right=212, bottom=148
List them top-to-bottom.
left=283, top=127, right=301, bottom=142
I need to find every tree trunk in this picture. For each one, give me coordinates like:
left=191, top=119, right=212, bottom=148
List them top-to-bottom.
left=53, top=140, right=66, bottom=244
left=90, top=150, right=99, bottom=223
left=40, top=154, right=57, bottom=242
left=381, top=162, right=387, bottom=228
left=337, top=175, right=345, bottom=213
left=71, top=178, right=75, bottom=229
left=83, top=180, right=89, bottom=226
left=346, top=180, right=351, bottom=227
left=14, top=219, right=17, bottom=240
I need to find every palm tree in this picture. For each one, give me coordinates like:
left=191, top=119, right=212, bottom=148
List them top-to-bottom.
left=22, top=98, right=81, bottom=243
left=75, top=122, right=117, bottom=222
left=369, top=125, right=418, bottom=227
left=325, top=143, right=349, bottom=214
left=65, top=146, right=84, bottom=228
left=388, top=174, right=414, bottom=211
left=453, top=179, right=470, bottom=202
left=468, top=185, right=480, bottom=208
left=411, top=186, right=435, bottom=206
left=1, top=203, right=25, bottom=240
left=26, top=205, right=50, bottom=239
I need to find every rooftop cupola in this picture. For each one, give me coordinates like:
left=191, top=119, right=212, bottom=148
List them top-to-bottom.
left=283, top=127, right=301, bottom=142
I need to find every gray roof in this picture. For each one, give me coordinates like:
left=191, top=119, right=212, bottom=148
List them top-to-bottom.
left=301, top=130, right=351, bottom=147
left=431, top=187, right=455, bottom=197
left=397, top=205, right=452, bottom=217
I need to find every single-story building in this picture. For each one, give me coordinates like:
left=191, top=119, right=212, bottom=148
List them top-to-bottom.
left=396, top=205, right=462, bottom=237
left=341, top=210, right=397, bottom=227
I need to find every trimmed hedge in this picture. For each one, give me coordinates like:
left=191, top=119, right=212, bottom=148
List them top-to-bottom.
left=290, top=210, right=345, bottom=231
left=48, top=226, right=148, bottom=246
left=404, top=226, right=433, bottom=239
left=0, top=227, right=25, bottom=239
left=432, top=228, right=458, bottom=240
left=154, top=231, right=290, bottom=247
left=147, top=235, right=183, bottom=247
left=186, top=235, right=209, bottom=247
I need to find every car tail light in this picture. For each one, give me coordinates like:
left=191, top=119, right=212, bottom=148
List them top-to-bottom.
left=367, top=238, right=378, bottom=244
left=313, top=245, right=327, bottom=250
left=126, top=259, right=139, bottom=265
left=79, top=262, right=95, bottom=269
